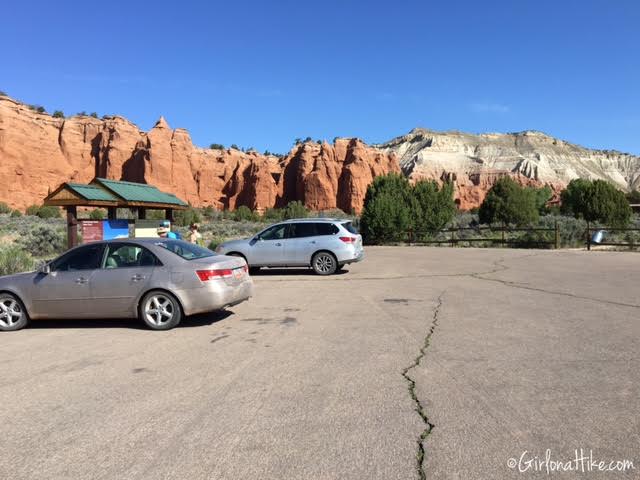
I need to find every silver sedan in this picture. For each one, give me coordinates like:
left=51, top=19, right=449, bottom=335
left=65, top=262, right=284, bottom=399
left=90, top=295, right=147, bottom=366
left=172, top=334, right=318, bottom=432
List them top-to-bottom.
left=0, top=239, right=253, bottom=331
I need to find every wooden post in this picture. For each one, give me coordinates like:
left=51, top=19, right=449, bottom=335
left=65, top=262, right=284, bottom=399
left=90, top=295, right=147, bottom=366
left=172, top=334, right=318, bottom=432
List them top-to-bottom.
left=66, top=206, right=78, bottom=249
left=108, top=207, right=117, bottom=220
left=138, top=207, right=146, bottom=220
left=166, top=208, right=174, bottom=223
left=554, top=220, right=560, bottom=249
left=586, top=221, right=591, bottom=251
left=501, top=223, right=506, bottom=247
left=450, top=228, right=455, bottom=247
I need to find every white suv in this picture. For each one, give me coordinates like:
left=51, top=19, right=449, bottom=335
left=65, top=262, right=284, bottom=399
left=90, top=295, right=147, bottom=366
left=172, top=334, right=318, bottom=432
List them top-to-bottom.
left=215, top=218, right=364, bottom=275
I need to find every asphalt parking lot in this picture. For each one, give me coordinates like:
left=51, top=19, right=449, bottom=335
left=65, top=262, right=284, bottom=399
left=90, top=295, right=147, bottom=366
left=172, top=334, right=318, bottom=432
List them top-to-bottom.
left=1, top=247, right=638, bottom=480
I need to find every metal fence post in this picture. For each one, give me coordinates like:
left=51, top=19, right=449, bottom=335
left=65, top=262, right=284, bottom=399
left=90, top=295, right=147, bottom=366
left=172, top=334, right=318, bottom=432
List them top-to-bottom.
left=555, top=221, right=560, bottom=249
left=586, top=221, right=591, bottom=251
left=501, top=223, right=506, bottom=247
left=450, top=229, right=455, bottom=247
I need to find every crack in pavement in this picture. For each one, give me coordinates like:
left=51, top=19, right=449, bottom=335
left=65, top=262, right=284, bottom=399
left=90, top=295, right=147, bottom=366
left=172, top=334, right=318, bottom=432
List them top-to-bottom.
left=260, top=251, right=640, bottom=310
left=470, top=254, right=640, bottom=310
left=401, top=291, right=445, bottom=480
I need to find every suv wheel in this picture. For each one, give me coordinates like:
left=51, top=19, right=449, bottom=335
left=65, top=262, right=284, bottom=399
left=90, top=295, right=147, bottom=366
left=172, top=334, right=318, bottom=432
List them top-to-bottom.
left=311, top=252, right=337, bottom=275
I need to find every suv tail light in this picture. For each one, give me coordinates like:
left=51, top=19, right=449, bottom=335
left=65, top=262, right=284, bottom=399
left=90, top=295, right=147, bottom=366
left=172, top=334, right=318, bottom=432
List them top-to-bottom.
left=339, top=236, right=356, bottom=243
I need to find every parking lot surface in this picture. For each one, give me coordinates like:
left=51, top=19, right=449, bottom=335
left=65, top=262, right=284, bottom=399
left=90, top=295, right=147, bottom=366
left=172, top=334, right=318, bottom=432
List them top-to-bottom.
left=1, top=247, right=638, bottom=479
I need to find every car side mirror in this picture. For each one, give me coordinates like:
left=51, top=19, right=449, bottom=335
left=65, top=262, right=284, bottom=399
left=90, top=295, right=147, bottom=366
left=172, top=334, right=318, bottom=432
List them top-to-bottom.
left=39, top=263, right=51, bottom=275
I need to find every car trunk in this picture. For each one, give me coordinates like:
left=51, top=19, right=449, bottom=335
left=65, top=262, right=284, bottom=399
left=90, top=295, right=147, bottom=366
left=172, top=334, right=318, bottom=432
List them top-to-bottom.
left=190, top=255, right=248, bottom=285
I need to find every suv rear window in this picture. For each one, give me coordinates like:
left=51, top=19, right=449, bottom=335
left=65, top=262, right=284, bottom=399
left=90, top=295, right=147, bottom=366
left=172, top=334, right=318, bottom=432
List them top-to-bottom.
left=342, top=222, right=359, bottom=234
left=289, top=223, right=317, bottom=238
left=315, top=223, right=339, bottom=235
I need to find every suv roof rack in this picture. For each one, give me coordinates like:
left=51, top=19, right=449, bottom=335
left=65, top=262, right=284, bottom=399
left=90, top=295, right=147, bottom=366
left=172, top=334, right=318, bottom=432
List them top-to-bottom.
left=281, top=217, right=345, bottom=223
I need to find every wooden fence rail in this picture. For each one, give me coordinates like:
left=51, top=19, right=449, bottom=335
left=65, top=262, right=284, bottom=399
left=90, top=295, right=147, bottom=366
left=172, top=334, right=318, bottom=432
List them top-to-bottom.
left=405, top=222, right=560, bottom=249
left=585, top=224, right=640, bottom=250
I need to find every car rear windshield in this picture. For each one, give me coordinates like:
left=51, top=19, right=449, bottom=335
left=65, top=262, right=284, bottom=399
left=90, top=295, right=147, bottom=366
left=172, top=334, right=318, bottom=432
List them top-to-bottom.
left=342, top=222, right=359, bottom=234
left=156, top=240, right=215, bottom=260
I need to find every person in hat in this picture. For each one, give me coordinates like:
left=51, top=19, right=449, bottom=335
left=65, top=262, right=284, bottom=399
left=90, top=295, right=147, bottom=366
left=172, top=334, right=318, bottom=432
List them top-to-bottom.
left=157, top=221, right=178, bottom=239
left=187, top=223, right=202, bottom=245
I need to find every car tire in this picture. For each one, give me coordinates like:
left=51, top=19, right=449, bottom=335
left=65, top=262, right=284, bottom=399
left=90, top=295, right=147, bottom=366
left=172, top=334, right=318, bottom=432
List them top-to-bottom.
left=311, top=252, right=338, bottom=276
left=139, top=290, right=182, bottom=330
left=0, top=293, right=30, bottom=332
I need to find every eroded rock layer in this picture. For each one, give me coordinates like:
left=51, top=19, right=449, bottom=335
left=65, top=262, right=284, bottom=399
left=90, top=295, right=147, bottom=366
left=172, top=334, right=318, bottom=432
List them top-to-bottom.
left=0, top=96, right=398, bottom=212
left=379, top=128, right=640, bottom=209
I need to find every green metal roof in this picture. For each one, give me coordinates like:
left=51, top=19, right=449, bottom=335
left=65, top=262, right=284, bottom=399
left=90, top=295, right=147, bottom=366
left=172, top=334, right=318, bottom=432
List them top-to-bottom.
left=93, top=178, right=188, bottom=206
left=66, top=183, right=119, bottom=202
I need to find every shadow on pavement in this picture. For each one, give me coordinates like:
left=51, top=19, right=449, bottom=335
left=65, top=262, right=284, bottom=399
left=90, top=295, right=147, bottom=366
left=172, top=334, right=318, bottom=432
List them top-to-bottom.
left=252, top=267, right=349, bottom=276
left=29, top=310, right=233, bottom=330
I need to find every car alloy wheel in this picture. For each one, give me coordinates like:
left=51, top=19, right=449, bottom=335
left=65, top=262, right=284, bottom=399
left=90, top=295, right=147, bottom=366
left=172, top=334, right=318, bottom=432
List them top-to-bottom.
left=312, top=252, right=337, bottom=275
left=143, top=293, right=176, bottom=328
left=0, top=294, right=28, bottom=331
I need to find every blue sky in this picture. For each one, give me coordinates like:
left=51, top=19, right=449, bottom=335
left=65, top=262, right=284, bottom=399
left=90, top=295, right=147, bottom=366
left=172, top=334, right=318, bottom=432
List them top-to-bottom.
left=2, top=0, right=639, bottom=155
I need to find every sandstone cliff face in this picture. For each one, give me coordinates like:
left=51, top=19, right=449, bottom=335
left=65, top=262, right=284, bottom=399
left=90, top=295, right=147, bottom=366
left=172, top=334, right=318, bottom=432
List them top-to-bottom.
left=4, top=93, right=637, bottom=214
left=0, top=96, right=397, bottom=213
left=379, top=128, right=640, bottom=209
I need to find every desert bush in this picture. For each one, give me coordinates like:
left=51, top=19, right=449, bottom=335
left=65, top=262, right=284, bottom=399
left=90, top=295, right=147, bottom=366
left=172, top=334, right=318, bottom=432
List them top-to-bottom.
left=52, top=110, right=65, bottom=118
left=209, top=143, right=225, bottom=150
left=360, top=174, right=415, bottom=244
left=479, top=177, right=539, bottom=226
left=561, top=179, right=631, bottom=226
left=412, top=180, right=456, bottom=237
left=534, top=185, right=553, bottom=214
left=281, top=201, right=310, bottom=220
left=0, top=202, right=11, bottom=215
left=25, top=205, right=61, bottom=219
left=201, top=206, right=222, bottom=221
left=232, top=206, right=259, bottom=222
left=173, top=207, right=202, bottom=227
left=263, top=207, right=284, bottom=222
left=115, top=208, right=135, bottom=219
left=313, top=208, right=352, bottom=219
left=10, top=209, right=22, bottom=218
left=89, top=209, right=106, bottom=220
left=143, top=210, right=166, bottom=220
left=536, top=215, right=586, bottom=248
left=20, top=225, right=66, bottom=257
left=207, top=237, right=226, bottom=251
left=0, top=245, right=35, bottom=276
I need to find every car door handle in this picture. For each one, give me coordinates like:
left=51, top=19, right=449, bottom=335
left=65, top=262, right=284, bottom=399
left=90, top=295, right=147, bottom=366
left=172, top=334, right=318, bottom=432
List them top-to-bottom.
left=310, top=240, right=316, bottom=244
left=275, top=243, right=282, bottom=246
left=132, top=274, right=146, bottom=282
left=75, top=277, right=88, bottom=284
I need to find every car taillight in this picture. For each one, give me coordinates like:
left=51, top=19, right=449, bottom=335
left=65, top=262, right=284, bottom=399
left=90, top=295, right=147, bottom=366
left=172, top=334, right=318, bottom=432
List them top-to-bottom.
left=340, top=236, right=356, bottom=243
left=196, top=269, right=233, bottom=281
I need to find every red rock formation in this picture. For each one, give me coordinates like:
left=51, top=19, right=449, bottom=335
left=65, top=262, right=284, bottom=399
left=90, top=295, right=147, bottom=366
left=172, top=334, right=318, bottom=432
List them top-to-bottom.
left=0, top=96, right=398, bottom=213
left=276, top=139, right=400, bottom=212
